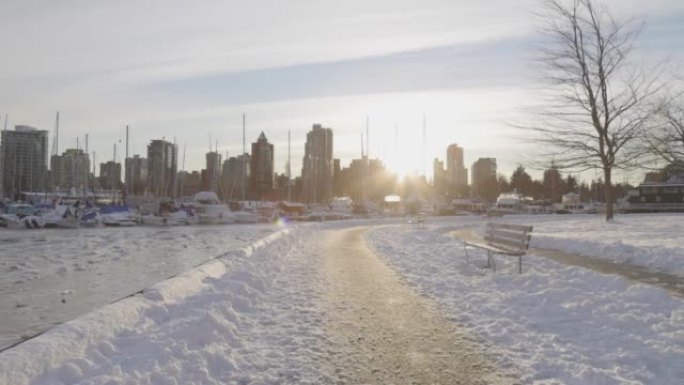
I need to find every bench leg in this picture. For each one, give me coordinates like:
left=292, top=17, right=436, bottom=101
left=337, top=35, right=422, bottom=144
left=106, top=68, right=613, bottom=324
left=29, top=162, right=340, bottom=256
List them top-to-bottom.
left=486, top=251, right=496, bottom=272
left=518, top=256, right=522, bottom=274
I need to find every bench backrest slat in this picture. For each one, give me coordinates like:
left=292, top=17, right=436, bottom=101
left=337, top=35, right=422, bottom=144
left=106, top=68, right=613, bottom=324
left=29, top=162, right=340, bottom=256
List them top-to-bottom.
left=484, top=222, right=533, bottom=251
left=488, top=223, right=533, bottom=232
left=488, top=229, right=530, bottom=243
left=484, top=235, right=530, bottom=251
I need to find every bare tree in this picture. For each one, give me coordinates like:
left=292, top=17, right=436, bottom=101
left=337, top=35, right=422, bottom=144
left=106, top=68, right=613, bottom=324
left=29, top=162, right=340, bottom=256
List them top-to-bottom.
left=527, top=0, right=664, bottom=220
left=647, top=96, right=684, bottom=167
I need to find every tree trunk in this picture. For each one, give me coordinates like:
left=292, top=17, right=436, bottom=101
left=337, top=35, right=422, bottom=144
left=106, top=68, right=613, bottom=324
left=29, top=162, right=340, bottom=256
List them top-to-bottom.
left=603, top=166, right=614, bottom=221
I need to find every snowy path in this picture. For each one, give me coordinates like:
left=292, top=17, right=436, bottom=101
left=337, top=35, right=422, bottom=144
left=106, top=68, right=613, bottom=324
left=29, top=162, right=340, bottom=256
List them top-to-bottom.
left=368, top=223, right=684, bottom=384
left=322, top=227, right=511, bottom=385
left=453, top=228, right=684, bottom=298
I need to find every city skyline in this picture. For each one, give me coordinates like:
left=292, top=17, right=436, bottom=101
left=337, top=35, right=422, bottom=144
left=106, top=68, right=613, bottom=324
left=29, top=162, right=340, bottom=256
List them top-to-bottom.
left=1, top=1, right=683, bottom=182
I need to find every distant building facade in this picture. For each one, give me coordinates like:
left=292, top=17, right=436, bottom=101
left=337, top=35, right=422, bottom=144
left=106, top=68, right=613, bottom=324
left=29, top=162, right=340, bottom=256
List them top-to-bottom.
left=301, top=124, right=333, bottom=203
left=1, top=125, right=49, bottom=199
left=250, top=132, right=274, bottom=200
left=147, top=139, right=177, bottom=197
left=446, top=143, right=468, bottom=196
left=51, top=149, right=90, bottom=193
left=202, top=151, right=222, bottom=192
left=221, top=154, right=250, bottom=201
left=125, top=155, right=148, bottom=195
left=337, top=157, right=394, bottom=203
left=471, top=157, right=497, bottom=198
left=433, top=158, right=447, bottom=197
left=99, top=161, right=122, bottom=191
left=178, top=170, right=201, bottom=197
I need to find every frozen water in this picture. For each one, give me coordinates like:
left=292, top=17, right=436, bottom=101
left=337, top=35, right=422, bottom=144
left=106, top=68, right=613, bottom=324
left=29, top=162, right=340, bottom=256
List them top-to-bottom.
left=0, top=224, right=279, bottom=350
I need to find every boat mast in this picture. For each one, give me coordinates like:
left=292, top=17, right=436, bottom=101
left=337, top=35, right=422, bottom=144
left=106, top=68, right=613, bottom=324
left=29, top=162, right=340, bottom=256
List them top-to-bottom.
left=51, top=112, right=59, bottom=192
left=242, top=113, right=246, bottom=201
left=422, top=113, right=426, bottom=178
left=125, top=125, right=129, bottom=198
left=287, top=130, right=291, bottom=202
left=361, top=132, right=365, bottom=203
left=85, top=133, right=89, bottom=197
left=159, top=137, right=165, bottom=198
left=172, top=137, right=177, bottom=199
left=112, top=142, right=116, bottom=201
left=180, top=142, right=186, bottom=198
left=92, top=151, right=96, bottom=197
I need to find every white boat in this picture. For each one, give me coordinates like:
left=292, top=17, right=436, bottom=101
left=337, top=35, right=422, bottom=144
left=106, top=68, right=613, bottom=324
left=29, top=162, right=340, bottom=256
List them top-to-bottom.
left=193, top=192, right=235, bottom=225
left=555, top=192, right=595, bottom=214
left=489, top=193, right=526, bottom=215
left=140, top=200, right=195, bottom=226
left=1, top=204, right=44, bottom=229
left=42, top=205, right=80, bottom=229
left=100, top=205, right=139, bottom=227
left=141, top=207, right=195, bottom=226
left=80, top=209, right=102, bottom=227
left=233, top=210, right=261, bottom=224
left=0, top=214, right=45, bottom=229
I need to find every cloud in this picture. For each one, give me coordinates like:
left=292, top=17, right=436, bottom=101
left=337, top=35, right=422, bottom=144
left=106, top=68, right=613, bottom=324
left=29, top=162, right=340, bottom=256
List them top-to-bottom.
left=0, top=0, right=682, bottom=178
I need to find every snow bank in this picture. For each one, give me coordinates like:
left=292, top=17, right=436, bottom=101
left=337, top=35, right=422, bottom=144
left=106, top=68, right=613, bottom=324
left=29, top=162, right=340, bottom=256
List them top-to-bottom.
left=366, top=223, right=684, bottom=384
left=0, top=228, right=291, bottom=385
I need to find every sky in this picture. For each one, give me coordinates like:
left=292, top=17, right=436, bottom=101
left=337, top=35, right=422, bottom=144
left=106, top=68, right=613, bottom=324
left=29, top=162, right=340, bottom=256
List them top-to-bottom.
left=1, top=0, right=683, bottom=183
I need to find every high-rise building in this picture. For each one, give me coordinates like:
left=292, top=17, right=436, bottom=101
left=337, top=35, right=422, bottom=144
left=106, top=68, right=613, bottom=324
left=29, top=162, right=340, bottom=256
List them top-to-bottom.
left=301, top=124, right=333, bottom=203
left=1, top=125, right=49, bottom=199
left=250, top=132, right=274, bottom=200
left=147, top=139, right=177, bottom=197
left=446, top=144, right=468, bottom=193
left=51, top=149, right=90, bottom=192
left=202, top=151, right=222, bottom=192
left=221, top=154, right=250, bottom=201
left=125, top=155, right=148, bottom=195
left=336, top=157, right=393, bottom=202
left=471, top=157, right=497, bottom=197
left=433, top=158, right=447, bottom=197
left=99, top=161, right=122, bottom=190
left=178, top=170, right=201, bottom=197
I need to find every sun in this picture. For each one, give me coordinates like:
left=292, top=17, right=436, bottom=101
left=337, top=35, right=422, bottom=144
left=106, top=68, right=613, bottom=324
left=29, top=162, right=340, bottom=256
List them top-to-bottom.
left=384, top=143, right=422, bottom=180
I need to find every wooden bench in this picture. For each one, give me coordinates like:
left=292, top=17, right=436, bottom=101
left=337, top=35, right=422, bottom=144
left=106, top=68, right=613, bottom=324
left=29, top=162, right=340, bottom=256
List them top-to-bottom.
left=486, top=210, right=504, bottom=218
left=416, top=212, right=426, bottom=227
left=463, top=223, right=533, bottom=273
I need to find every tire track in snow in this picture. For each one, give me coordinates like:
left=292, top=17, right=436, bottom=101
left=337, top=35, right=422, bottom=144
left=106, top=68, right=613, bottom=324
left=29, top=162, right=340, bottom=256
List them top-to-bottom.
left=323, top=227, right=511, bottom=385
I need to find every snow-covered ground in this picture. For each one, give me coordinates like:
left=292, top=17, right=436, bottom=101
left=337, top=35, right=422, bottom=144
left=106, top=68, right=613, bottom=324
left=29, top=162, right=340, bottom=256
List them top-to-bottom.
left=491, top=213, right=684, bottom=277
left=1, top=214, right=682, bottom=384
left=367, top=216, right=684, bottom=384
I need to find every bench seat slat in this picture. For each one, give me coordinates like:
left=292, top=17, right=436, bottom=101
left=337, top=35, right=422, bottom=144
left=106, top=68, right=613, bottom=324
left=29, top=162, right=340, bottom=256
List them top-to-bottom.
left=465, top=241, right=525, bottom=256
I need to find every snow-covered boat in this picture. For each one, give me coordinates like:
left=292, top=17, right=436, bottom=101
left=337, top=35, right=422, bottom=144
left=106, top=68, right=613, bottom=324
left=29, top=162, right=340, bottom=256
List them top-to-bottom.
left=193, top=192, right=235, bottom=225
left=489, top=193, right=526, bottom=215
left=140, top=202, right=195, bottom=226
left=0, top=204, right=44, bottom=229
left=42, top=205, right=81, bottom=229
left=100, top=205, right=139, bottom=227
left=79, top=209, right=102, bottom=227
left=233, top=210, right=261, bottom=224
left=141, top=211, right=195, bottom=226
left=0, top=214, right=45, bottom=229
